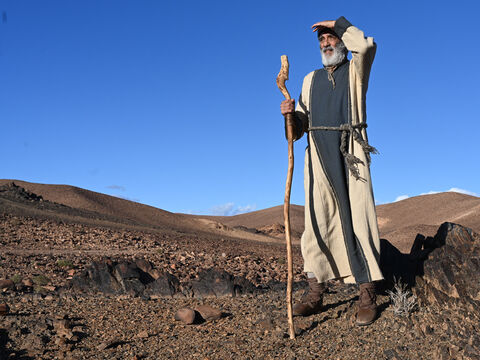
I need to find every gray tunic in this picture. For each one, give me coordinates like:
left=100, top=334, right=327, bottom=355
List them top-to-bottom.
left=307, top=61, right=370, bottom=283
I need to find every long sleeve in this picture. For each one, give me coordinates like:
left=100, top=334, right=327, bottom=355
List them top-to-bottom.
left=335, top=16, right=376, bottom=87
left=291, top=71, right=315, bottom=141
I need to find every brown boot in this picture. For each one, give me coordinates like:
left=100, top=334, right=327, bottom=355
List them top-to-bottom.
left=293, top=277, right=326, bottom=317
left=355, top=282, right=377, bottom=326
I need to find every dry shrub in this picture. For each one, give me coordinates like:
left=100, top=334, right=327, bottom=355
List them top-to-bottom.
left=387, top=277, right=418, bottom=316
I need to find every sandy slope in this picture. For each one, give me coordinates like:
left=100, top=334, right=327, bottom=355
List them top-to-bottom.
left=0, top=179, right=284, bottom=245
left=2, top=179, right=479, bottom=253
left=376, top=192, right=480, bottom=252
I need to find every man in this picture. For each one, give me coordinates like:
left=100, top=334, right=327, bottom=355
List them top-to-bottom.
left=280, top=16, right=383, bottom=326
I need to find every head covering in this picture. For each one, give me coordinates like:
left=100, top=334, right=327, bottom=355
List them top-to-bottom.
left=316, top=27, right=340, bottom=40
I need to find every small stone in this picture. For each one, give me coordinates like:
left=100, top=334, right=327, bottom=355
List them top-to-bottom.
left=23, top=278, right=34, bottom=287
left=0, top=279, right=14, bottom=289
left=0, top=303, right=10, bottom=315
left=195, top=305, right=222, bottom=321
left=174, top=308, right=196, bottom=324
left=256, top=317, right=274, bottom=330
left=54, top=319, right=74, bottom=339
left=136, top=330, right=149, bottom=339
left=55, top=337, right=67, bottom=347
left=96, top=340, right=124, bottom=350
left=97, top=342, right=109, bottom=351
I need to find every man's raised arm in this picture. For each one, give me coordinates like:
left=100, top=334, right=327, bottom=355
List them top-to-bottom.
left=312, top=16, right=376, bottom=84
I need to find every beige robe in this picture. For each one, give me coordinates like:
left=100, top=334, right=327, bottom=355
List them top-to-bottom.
left=295, top=25, right=383, bottom=284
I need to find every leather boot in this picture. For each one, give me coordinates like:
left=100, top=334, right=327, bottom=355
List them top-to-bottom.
left=293, top=277, right=326, bottom=317
left=355, top=282, right=377, bottom=326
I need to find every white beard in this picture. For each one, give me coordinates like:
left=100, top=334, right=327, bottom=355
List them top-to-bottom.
left=321, top=41, right=347, bottom=67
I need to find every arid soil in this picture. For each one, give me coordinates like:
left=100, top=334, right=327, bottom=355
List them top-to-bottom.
left=0, top=181, right=479, bottom=359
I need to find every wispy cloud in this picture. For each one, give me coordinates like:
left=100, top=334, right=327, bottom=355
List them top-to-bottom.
left=107, top=185, right=126, bottom=191
left=394, top=187, right=478, bottom=203
left=446, top=187, right=478, bottom=196
left=420, top=188, right=478, bottom=197
left=394, top=195, right=409, bottom=202
left=209, top=202, right=257, bottom=216
left=236, top=204, right=257, bottom=213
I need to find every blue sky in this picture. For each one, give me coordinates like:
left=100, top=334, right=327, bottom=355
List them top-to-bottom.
left=1, top=0, right=479, bottom=215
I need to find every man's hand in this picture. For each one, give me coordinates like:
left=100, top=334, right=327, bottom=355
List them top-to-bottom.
left=311, top=20, right=335, bottom=33
left=281, top=99, right=295, bottom=115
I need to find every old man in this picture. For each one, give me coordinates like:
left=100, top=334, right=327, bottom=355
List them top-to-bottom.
left=280, top=16, right=383, bottom=325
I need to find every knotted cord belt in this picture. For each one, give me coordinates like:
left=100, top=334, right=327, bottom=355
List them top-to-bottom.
left=307, top=122, right=378, bottom=181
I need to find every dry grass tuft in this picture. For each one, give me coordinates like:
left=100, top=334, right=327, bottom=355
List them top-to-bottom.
left=387, top=277, right=418, bottom=316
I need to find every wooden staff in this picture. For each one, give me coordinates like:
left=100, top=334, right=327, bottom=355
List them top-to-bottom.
left=276, top=55, right=295, bottom=340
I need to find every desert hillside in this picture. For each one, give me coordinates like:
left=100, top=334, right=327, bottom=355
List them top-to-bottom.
left=0, top=179, right=197, bottom=230
left=2, top=179, right=479, bottom=254
left=0, top=180, right=285, bottom=245
left=1, top=180, right=479, bottom=359
left=204, top=191, right=480, bottom=253
left=376, top=192, right=480, bottom=252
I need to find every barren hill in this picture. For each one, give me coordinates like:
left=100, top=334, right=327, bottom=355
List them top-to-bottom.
left=0, top=179, right=196, bottom=231
left=0, top=179, right=283, bottom=244
left=1, top=179, right=479, bottom=253
left=203, top=192, right=480, bottom=253
left=376, top=192, right=480, bottom=252
left=197, top=205, right=304, bottom=240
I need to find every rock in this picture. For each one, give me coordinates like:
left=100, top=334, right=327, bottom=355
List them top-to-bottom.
left=0, top=182, right=44, bottom=203
left=413, top=223, right=480, bottom=307
left=70, top=258, right=256, bottom=298
left=135, top=259, right=152, bottom=274
left=71, top=260, right=122, bottom=294
left=113, top=262, right=144, bottom=296
left=113, top=262, right=140, bottom=281
left=148, top=268, right=163, bottom=280
left=191, top=268, right=235, bottom=298
left=145, top=273, right=180, bottom=298
left=22, top=278, right=34, bottom=287
left=0, top=280, right=14, bottom=290
left=0, top=303, right=9, bottom=316
left=195, top=305, right=222, bottom=322
left=174, top=308, right=197, bottom=324
left=255, top=316, right=274, bottom=330
left=54, top=319, right=74, bottom=340
left=136, top=330, right=149, bottom=339
left=22, top=333, right=48, bottom=351
left=54, top=337, right=67, bottom=347
left=96, top=340, right=126, bottom=350
left=96, top=342, right=109, bottom=351
left=432, top=345, right=451, bottom=360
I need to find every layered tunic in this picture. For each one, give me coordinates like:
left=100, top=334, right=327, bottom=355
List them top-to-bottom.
left=294, top=17, right=383, bottom=284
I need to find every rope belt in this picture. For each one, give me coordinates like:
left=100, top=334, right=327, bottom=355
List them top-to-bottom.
left=307, top=122, right=378, bottom=181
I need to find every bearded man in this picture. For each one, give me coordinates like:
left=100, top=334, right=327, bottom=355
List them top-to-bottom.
left=280, top=16, right=383, bottom=326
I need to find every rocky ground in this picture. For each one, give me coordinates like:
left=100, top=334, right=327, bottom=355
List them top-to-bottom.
left=0, top=184, right=479, bottom=359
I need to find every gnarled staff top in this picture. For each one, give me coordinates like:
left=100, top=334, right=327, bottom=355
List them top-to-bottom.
left=276, top=55, right=291, bottom=100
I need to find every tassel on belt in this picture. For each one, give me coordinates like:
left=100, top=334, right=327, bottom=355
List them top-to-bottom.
left=307, top=123, right=378, bottom=181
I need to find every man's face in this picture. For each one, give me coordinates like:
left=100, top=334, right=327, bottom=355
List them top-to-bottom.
left=319, top=32, right=346, bottom=67
left=319, top=33, right=341, bottom=57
